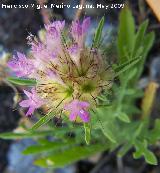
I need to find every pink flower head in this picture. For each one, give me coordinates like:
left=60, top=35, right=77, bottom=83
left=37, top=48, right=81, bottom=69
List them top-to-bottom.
left=71, top=17, right=91, bottom=47
left=7, top=52, right=34, bottom=77
left=19, top=88, right=44, bottom=116
left=64, top=99, right=90, bottom=122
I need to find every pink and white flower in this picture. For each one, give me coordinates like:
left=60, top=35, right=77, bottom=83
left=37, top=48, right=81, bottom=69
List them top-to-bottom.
left=8, top=17, right=114, bottom=121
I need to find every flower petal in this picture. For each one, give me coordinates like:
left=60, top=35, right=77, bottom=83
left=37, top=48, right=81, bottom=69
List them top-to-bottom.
left=82, top=17, right=91, bottom=33
left=8, top=52, right=35, bottom=77
left=23, top=90, right=32, bottom=98
left=19, top=100, right=30, bottom=107
left=79, top=101, right=90, bottom=108
left=26, top=107, right=35, bottom=116
left=79, top=109, right=90, bottom=122
left=69, top=112, right=77, bottom=121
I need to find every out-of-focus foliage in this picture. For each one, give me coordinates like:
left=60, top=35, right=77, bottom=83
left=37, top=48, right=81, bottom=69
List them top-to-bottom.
left=0, top=6, right=158, bottom=168
left=0, top=49, right=10, bottom=83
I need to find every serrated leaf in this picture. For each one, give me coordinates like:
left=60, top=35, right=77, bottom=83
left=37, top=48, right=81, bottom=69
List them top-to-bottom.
left=93, top=17, right=105, bottom=48
left=7, top=77, right=36, bottom=86
left=84, top=123, right=91, bottom=145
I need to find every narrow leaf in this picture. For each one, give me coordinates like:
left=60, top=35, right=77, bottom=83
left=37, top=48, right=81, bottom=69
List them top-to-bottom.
left=117, top=5, right=135, bottom=63
left=93, top=17, right=105, bottom=48
left=132, top=20, right=149, bottom=57
left=135, top=32, right=155, bottom=80
left=114, top=57, right=140, bottom=78
left=7, top=77, right=36, bottom=86
left=31, top=111, right=55, bottom=130
left=117, top=113, right=130, bottom=123
left=84, top=123, right=91, bottom=145
left=102, top=123, right=117, bottom=143
left=0, top=130, right=54, bottom=139
left=23, top=142, right=66, bottom=155
left=118, top=143, right=132, bottom=157
left=34, top=144, right=107, bottom=168
left=144, top=150, right=157, bottom=165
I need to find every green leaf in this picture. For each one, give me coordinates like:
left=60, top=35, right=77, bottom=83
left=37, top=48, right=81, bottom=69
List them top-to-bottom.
left=117, top=5, right=135, bottom=63
left=93, top=17, right=105, bottom=48
left=132, top=20, right=149, bottom=58
left=135, top=32, right=155, bottom=80
left=142, top=32, right=155, bottom=58
left=114, top=57, right=140, bottom=78
left=7, top=77, right=36, bottom=86
left=92, top=107, right=117, bottom=143
left=31, top=111, right=56, bottom=130
left=117, top=112, right=130, bottom=123
left=149, top=119, right=160, bottom=143
left=133, top=122, right=144, bottom=139
left=84, top=123, right=91, bottom=145
left=102, top=124, right=117, bottom=143
left=0, top=130, right=54, bottom=139
left=133, top=140, right=157, bottom=165
left=133, top=140, right=147, bottom=159
left=23, top=141, right=68, bottom=155
left=118, top=143, right=132, bottom=157
left=34, top=144, right=107, bottom=168
left=144, top=150, right=157, bottom=165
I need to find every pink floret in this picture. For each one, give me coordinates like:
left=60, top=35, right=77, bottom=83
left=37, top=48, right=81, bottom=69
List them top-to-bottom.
left=71, top=17, right=91, bottom=39
left=45, top=20, right=65, bottom=38
left=45, top=21, right=65, bottom=52
left=7, top=52, right=34, bottom=77
left=19, top=88, right=44, bottom=116
left=64, top=99, right=90, bottom=122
